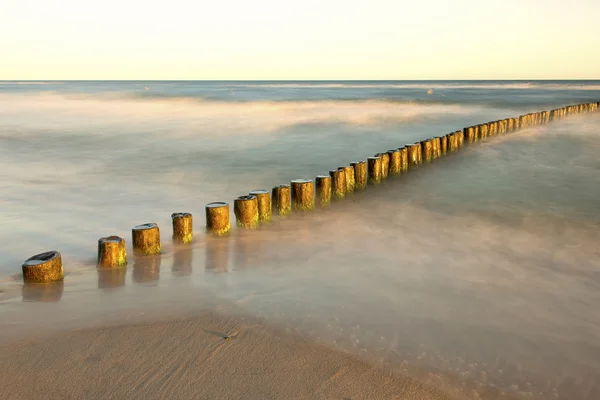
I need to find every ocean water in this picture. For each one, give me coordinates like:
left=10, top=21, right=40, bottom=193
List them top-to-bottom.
left=1, top=81, right=600, bottom=399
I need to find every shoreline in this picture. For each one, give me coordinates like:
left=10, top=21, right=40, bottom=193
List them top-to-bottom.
left=0, top=310, right=480, bottom=400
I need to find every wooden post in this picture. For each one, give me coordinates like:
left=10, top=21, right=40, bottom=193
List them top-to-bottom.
left=440, top=135, right=448, bottom=156
left=432, top=137, right=442, bottom=158
left=421, top=139, right=433, bottom=163
left=407, top=143, right=420, bottom=167
left=399, top=147, right=409, bottom=172
left=388, top=149, right=401, bottom=175
left=368, top=156, right=382, bottom=184
left=351, top=161, right=368, bottom=190
left=342, top=165, right=355, bottom=193
left=330, top=168, right=346, bottom=199
left=316, top=175, right=332, bottom=206
left=291, top=179, right=314, bottom=211
left=271, top=184, right=292, bottom=216
left=249, top=190, right=272, bottom=223
left=234, top=195, right=259, bottom=229
left=205, top=202, right=231, bottom=236
left=172, top=212, right=193, bottom=244
left=132, top=223, right=161, bottom=256
left=97, top=236, right=127, bottom=268
left=22, top=251, right=63, bottom=283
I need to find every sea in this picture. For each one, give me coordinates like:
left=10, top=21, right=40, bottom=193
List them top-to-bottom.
left=1, top=80, right=599, bottom=399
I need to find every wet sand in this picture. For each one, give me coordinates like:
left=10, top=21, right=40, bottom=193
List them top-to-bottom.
left=0, top=311, right=466, bottom=400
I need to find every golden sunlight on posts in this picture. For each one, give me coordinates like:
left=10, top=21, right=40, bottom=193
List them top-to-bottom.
left=439, top=136, right=448, bottom=156
left=421, top=139, right=433, bottom=163
left=407, top=143, right=421, bottom=167
left=398, top=147, right=409, bottom=172
left=388, top=149, right=401, bottom=175
left=378, top=153, right=390, bottom=179
left=367, top=156, right=382, bottom=184
left=351, top=161, right=367, bottom=190
left=342, top=166, right=355, bottom=194
left=330, top=168, right=346, bottom=200
left=316, top=175, right=332, bottom=207
left=291, top=179, right=314, bottom=211
left=272, top=184, right=292, bottom=216
left=249, top=190, right=272, bottom=223
left=234, top=195, right=259, bottom=229
left=205, top=202, right=231, bottom=236
left=171, top=212, right=193, bottom=244
left=132, top=223, right=161, bottom=256
left=97, top=236, right=127, bottom=268
left=22, top=251, right=63, bottom=283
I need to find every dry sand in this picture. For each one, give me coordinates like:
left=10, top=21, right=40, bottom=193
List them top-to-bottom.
left=0, top=312, right=461, bottom=400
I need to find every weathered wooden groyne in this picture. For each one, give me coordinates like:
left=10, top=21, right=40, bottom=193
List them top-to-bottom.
left=20, top=102, right=599, bottom=283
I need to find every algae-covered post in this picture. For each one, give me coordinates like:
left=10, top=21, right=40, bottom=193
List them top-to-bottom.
left=439, top=136, right=448, bottom=156
left=432, top=137, right=442, bottom=158
left=420, top=139, right=433, bottom=163
left=407, top=144, right=420, bottom=167
left=398, top=147, right=409, bottom=172
left=388, top=149, right=401, bottom=175
left=378, top=153, right=390, bottom=179
left=367, top=156, right=382, bottom=184
left=351, top=161, right=367, bottom=190
left=342, top=166, right=355, bottom=193
left=330, top=168, right=346, bottom=200
left=316, top=175, right=332, bottom=206
left=291, top=179, right=314, bottom=211
left=272, top=184, right=291, bottom=216
left=249, top=190, right=272, bottom=223
left=234, top=195, right=259, bottom=228
left=205, top=202, right=231, bottom=236
left=171, top=212, right=193, bottom=244
left=132, top=223, right=161, bottom=256
left=97, top=236, right=127, bottom=268
left=22, top=251, right=64, bottom=283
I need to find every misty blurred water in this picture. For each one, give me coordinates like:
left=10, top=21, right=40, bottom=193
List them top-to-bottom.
left=1, top=81, right=599, bottom=399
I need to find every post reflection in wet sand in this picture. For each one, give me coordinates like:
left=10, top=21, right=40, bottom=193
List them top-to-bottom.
left=205, top=236, right=229, bottom=273
left=172, top=246, right=193, bottom=276
left=132, top=255, right=161, bottom=284
left=97, top=268, right=127, bottom=289
left=21, top=281, right=64, bottom=302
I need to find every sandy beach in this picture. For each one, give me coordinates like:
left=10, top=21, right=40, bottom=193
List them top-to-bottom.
left=0, top=311, right=469, bottom=400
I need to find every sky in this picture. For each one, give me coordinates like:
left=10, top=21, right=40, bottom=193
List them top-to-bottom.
left=1, top=0, right=599, bottom=80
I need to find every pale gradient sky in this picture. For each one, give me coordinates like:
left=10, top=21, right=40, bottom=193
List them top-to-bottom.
left=1, top=0, right=599, bottom=80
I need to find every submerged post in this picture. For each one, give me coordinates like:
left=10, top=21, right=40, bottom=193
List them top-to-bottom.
left=421, top=139, right=433, bottom=163
left=407, top=143, right=420, bottom=167
left=399, top=147, right=408, bottom=172
left=388, top=149, right=401, bottom=175
left=378, top=153, right=390, bottom=179
left=368, top=156, right=382, bottom=184
left=351, top=161, right=368, bottom=190
left=342, top=166, right=355, bottom=193
left=330, top=168, right=346, bottom=200
left=316, top=175, right=332, bottom=206
left=291, top=179, right=314, bottom=211
left=272, top=184, right=291, bottom=216
left=249, top=190, right=272, bottom=223
left=234, top=195, right=259, bottom=228
left=205, top=202, right=231, bottom=236
left=171, top=212, right=193, bottom=244
left=132, top=223, right=161, bottom=256
left=97, top=236, right=127, bottom=268
left=22, top=251, right=64, bottom=283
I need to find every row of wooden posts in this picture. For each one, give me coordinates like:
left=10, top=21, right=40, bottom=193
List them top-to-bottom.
left=21, top=102, right=599, bottom=284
